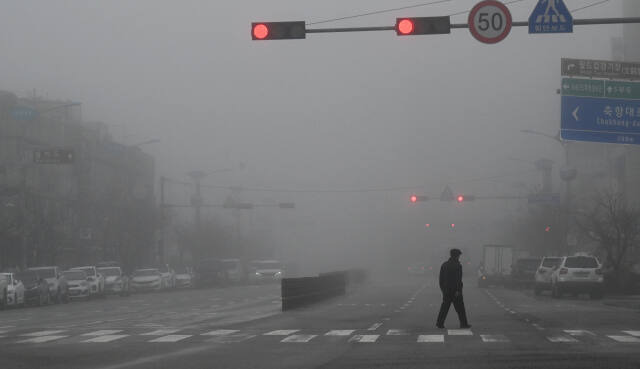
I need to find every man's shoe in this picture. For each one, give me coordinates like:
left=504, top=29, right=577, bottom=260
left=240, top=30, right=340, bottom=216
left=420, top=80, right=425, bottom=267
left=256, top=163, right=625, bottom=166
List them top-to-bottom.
left=436, top=324, right=445, bottom=329
left=460, top=324, right=472, bottom=329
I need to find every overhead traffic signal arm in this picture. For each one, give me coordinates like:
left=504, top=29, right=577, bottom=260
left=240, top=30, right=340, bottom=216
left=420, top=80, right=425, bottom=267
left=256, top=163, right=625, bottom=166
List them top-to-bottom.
left=396, top=17, right=451, bottom=36
left=252, top=21, right=306, bottom=40
left=410, top=195, right=429, bottom=203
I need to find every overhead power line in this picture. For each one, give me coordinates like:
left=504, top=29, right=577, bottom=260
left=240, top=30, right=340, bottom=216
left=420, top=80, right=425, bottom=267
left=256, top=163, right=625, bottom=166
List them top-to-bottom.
left=307, top=0, right=452, bottom=25
left=571, top=0, right=611, bottom=13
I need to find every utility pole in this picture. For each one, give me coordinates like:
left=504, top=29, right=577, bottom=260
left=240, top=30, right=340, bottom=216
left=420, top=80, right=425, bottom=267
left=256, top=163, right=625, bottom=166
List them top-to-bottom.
left=188, top=170, right=207, bottom=259
left=158, top=176, right=166, bottom=264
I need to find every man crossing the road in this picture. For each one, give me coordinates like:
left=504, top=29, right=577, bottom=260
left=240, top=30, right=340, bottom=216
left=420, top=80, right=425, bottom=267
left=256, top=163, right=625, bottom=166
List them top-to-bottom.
left=436, top=248, right=471, bottom=329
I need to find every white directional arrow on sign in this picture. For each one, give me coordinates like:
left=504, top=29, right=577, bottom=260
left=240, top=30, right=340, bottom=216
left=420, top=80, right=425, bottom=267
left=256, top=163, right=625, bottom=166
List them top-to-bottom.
left=572, top=106, right=580, bottom=121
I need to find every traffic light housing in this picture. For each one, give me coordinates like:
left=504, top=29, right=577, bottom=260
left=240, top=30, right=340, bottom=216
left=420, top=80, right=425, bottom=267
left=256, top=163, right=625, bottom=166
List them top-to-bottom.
left=395, top=16, right=451, bottom=36
left=251, top=21, right=306, bottom=40
left=456, top=194, right=476, bottom=203
left=410, top=195, right=428, bottom=203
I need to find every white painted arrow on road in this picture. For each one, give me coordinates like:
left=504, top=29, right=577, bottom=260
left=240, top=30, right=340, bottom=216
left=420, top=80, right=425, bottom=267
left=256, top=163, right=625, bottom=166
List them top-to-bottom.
left=572, top=106, right=580, bottom=121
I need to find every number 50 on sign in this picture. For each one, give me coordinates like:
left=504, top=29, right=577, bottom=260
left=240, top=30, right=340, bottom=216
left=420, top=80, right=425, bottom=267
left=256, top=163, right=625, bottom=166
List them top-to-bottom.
left=468, top=0, right=513, bottom=44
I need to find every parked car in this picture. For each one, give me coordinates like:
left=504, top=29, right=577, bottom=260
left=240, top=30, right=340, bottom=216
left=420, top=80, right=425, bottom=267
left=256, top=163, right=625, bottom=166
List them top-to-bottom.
left=551, top=255, right=604, bottom=299
left=534, top=256, right=562, bottom=295
left=509, top=257, right=542, bottom=288
left=194, top=258, right=227, bottom=288
left=221, top=259, right=246, bottom=284
left=248, top=260, right=284, bottom=284
left=157, top=264, right=176, bottom=289
left=28, top=266, right=68, bottom=303
left=71, top=266, right=105, bottom=297
left=173, top=266, right=193, bottom=289
left=97, top=267, right=130, bottom=296
left=130, top=269, right=163, bottom=292
left=62, top=270, right=91, bottom=299
left=16, top=271, right=50, bottom=306
left=1, top=273, right=25, bottom=307
left=0, top=274, right=8, bottom=309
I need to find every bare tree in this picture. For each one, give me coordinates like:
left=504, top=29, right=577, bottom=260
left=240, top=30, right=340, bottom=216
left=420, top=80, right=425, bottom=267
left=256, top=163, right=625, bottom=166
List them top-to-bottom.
left=577, top=191, right=640, bottom=288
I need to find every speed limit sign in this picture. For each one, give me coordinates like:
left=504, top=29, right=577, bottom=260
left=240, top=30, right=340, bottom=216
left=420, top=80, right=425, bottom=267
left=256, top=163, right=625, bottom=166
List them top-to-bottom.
left=468, top=0, right=512, bottom=44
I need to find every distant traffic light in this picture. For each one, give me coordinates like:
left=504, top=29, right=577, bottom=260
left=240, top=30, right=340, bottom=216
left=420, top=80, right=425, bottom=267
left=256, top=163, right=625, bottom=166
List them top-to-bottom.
left=395, top=16, right=451, bottom=36
left=251, top=21, right=306, bottom=40
left=456, top=194, right=476, bottom=203
left=410, top=195, right=428, bottom=203
left=425, top=223, right=431, bottom=228
left=450, top=223, right=456, bottom=228
left=545, top=226, right=551, bottom=232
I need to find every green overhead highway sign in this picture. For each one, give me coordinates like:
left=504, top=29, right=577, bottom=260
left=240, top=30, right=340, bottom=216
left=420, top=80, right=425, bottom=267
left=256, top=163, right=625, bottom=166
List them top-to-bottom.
left=562, top=78, right=640, bottom=100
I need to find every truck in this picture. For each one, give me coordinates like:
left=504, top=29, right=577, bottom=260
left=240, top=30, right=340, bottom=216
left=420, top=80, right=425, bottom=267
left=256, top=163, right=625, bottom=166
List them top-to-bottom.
left=477, top=244, right=513, bottom=287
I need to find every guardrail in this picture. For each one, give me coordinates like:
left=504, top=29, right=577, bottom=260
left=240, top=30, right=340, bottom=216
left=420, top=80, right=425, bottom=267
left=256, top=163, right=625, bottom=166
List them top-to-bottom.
left=281, top=269, right=367, bottom=311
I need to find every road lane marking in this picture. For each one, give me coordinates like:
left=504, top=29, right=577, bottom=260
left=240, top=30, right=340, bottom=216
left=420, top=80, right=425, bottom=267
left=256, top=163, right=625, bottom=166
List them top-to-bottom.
left=368, top=323, right=382, bottom=331
left=532, top=323, right=545, bottom=330
left=141, top=329, right=181, bottom=336
left=201, top=329, right=240, bottom=336
left=386, top=329, right=408, bottom=336
left=448, top=329, right=473, bottom=336
left=21, top=330, right=66, bottom=337
left=83, top=330, right=123, bottom=336
left=264, top=330, right=299, bottom=336
left=325, top=330, right=355, bottom=336
left=564, top=330, right=594, bottom=336
left=623, top=331, right=640, bottom=337
left=281, top=334, right=317, bottom=343
left=349, top=334, right=379, bottom=343
left=481, top=334, right=510, bottom=343
left=18, top=335, right=68, bottom=343
left=83, top=335, right=129, bottom=343
left=149, top=335, right=192, bottom=343
left=417, top=335, right=444, bottom=343
left=546, top=335, right=579, bottom=343
left=608, top=335, right=640, bottom=343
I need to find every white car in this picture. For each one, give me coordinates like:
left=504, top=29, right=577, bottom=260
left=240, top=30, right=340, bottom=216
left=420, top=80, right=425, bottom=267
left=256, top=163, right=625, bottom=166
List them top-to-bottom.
left=550, top=255, right=604, bottom=299
left=534, top=257, right=562, bottom=295
left=248, top=260, right=284, bottom=284
left=28, top=266, right=68, bottom=303
left=71, top=266, right=105, bottom=297
left=173, top=266, right=193, bottom=289
left=97, top=267, right=129, bottom=296
left=130, top=269, right=163, bottom=292
left=62, top=270, right=91, bottom=299
left=1, top=273, right=25, bottom=307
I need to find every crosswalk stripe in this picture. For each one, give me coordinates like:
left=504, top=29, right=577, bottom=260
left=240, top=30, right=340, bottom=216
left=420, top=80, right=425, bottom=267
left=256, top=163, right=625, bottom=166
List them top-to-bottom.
left=141, top=329, right=180, bottom=336
left=201, top=329, right=240, bottom=336
left=386, top=329, right=408, bottom=336
left=448, top=329, right=473, bottom=336
left=21, top=330, right=66, bottom=337
left=83, top=330, right=123, bottom=336
left=264, top=330, right=299, bottom=336
left=325, top=330, right=355, bottom=336
left=564, top=330, right=594, bottom=336
left=622, top=331, right=640, bottom=337
left=206, top=333, right=256, bottom=343
left=281, top=334, right=317, bottom=343
left=349, top=334, right=379, bottom=343
left=480, top=334, right=510, bottom=343
left=18, top=335, right=68, bottom=344
left=82, top=335, right=129, bottom=343
left=148, top=335, right=192, bottom=343
left=417, top=335, right=444, bottom=343
left=546, top=335, right=579, bottom=343
left=608, top=335, right=640, bottom=343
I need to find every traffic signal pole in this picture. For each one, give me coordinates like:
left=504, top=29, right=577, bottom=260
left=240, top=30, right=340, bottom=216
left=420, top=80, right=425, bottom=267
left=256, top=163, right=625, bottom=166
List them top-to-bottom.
left=296, top=17, right=640, bottom=35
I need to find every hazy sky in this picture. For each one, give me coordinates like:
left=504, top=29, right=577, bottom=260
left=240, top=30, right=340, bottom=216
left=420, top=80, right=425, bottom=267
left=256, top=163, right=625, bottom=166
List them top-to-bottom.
left=0, top=0, right=628, bottom=268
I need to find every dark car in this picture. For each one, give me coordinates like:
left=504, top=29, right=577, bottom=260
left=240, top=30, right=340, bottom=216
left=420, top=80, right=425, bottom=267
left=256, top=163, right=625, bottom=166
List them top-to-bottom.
left=510, top=257, right=542, bottom=288
left=194, top=258, right=228, bottom=288
left=15, top=271, right=50, bottom=306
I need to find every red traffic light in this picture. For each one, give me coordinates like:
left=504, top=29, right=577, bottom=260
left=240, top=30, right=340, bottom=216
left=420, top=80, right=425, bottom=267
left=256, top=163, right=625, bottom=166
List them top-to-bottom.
left=397, top=19, right=414, bottom=35
left=251, top=21, right=306, bottom=40
left=253, top=24, right=269, bottom=39
left=410, top=195, right=418, bottom=203
left=457, top=195, right=465, bottom=203
left=425, top=223, right=430, bottom=228
left=451, top=223, right=456, bottom=228
left=545, top=226, right=551, bottom=232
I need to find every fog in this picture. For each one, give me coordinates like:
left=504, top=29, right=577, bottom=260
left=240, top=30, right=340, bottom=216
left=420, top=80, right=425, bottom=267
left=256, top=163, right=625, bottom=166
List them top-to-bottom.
left=0, top=0, right=625, bottom=274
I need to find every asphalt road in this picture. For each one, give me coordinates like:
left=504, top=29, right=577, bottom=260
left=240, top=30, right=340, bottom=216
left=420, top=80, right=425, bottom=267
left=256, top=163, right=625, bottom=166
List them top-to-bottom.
left=1, top=275, right=639, bottom=369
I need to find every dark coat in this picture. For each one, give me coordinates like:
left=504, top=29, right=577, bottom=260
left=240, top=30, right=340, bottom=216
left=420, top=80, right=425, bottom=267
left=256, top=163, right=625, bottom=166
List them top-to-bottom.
left=439, top=258, right=463, bottom=294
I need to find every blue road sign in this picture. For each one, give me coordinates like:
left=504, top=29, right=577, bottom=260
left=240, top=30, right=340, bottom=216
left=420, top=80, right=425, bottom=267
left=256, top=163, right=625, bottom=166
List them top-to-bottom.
left=529, top=0, right=573, bottom=34
left=561, top=95, right=640, bottom=145
left=10, top=106, right=39, bottom=121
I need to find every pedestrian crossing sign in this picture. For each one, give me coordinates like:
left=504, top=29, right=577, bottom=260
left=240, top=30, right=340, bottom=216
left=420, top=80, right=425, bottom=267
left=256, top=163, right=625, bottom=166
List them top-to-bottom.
left=529, top=0, right=573, bottom=34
